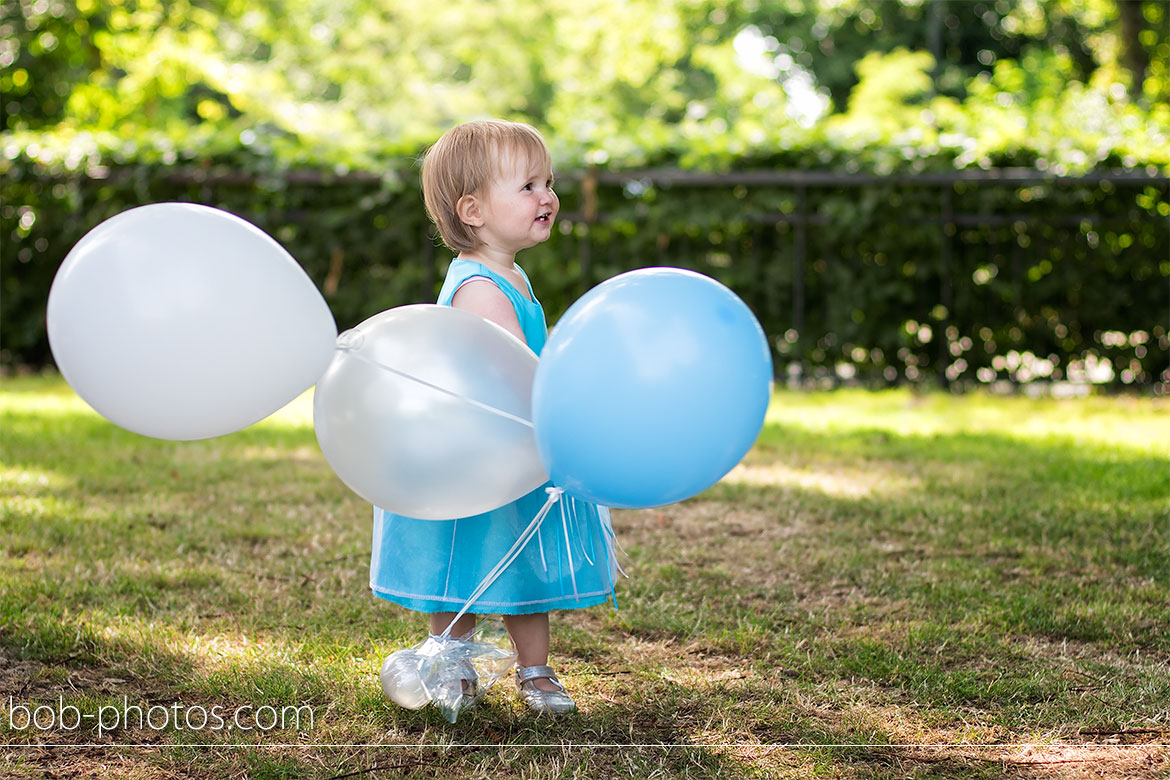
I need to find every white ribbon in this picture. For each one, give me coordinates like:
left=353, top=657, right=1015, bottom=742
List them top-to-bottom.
left=337, top=342, right=535, bottom=429
left=439, top=487, right=564, bottom=639
left=560, top=496, right=577, bottom=600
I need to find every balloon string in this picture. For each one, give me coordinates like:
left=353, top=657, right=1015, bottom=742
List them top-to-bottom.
left=339, top=347, right=535, bottom=429
left=440, top=487, right=564, bottom=639
left=560, top=497, right=578, bottom=600
left=572, top=499, right=596, bottom=566
left=599, top=507, right=628, bottom=580
left=537, top=522, right=548, bottom=573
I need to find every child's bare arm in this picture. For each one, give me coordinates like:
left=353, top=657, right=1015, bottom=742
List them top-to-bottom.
left=450, top=280, right=526, bottom=343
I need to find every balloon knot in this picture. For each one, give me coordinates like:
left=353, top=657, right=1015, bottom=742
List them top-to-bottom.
left=336, top=329, right=364, bottom=351
left=545, top=486, right=564, bottom=502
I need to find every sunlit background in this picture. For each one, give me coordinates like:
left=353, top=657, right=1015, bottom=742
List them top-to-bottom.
left=3, top=0, right=1168, bottom=390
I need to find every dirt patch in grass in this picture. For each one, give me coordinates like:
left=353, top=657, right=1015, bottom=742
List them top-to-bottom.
left=996, top=745, right=1168, bottom=780
left=2, top=746, right=183, bottom=780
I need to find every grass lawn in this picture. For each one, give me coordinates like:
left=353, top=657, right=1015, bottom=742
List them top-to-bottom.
left=1, top=376, right=1168, bottom=779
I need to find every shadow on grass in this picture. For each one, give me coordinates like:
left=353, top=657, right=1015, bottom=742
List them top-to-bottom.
left=3, top=400, right=1169, bottom=777
left=728, top=419, right=1170, bottom=576
left=0, top=586, right=1159, bottom=779
left=2, top=611, right=1006, bottom=780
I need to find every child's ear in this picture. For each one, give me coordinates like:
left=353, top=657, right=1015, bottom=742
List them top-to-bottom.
left=456, top=194, right=484, bottom=228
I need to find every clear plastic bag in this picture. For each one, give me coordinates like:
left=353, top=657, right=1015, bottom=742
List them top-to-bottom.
left=379, top=619, right=517, bottom=723
left=379, top=647, right=430, bottom=710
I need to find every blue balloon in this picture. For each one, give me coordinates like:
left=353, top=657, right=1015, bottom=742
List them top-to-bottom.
left=532, top=268, right=773, bottom=509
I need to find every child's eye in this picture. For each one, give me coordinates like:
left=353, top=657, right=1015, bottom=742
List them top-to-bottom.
left=522, top=183, right=533, bottom=191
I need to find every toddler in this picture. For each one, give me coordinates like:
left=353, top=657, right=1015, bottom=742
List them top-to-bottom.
left=370, top=120, right=620, bottom=715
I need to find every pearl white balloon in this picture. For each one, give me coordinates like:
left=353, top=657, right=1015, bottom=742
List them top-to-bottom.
left=47, top=203, right=337, bottom=440
left=313, top=305, right=548, bottom=520
left=380, top=649, right=429, bottom=709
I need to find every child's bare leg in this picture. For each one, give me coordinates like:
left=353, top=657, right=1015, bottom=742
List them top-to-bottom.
left=429, top=611, right=477, bottom=639
left=503, top=612, right=559, bottom=692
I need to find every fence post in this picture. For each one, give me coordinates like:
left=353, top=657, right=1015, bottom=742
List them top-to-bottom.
left=929, top=0, right=945, bottom=96
left=580, top=165, right=597, bottom=294
left=794, top=183, right=808, bottom=382
left=938, top=183, right=954, bottom=387
left=422, top=227, right=435, bottom=300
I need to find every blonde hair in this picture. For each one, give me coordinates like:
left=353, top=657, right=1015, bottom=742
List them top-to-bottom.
left=421, top=120, right=553, bottom=253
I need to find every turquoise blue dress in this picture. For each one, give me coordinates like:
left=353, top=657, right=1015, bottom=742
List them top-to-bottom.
left=370, top=259, right=620, bottom=615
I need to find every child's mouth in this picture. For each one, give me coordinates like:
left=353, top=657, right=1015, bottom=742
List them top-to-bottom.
left=536, top=212, right=551, bottom=223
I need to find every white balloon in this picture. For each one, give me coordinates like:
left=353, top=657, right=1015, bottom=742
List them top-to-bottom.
left=47, top=203, right=337, bottom=440
left=313, top=305, right=548, bottom=520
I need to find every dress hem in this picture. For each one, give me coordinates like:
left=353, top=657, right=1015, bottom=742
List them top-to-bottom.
left=371, top=585, right=611, bottom=615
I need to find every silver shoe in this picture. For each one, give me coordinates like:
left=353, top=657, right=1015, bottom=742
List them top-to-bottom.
left=515, top=665, right=576, bottom=715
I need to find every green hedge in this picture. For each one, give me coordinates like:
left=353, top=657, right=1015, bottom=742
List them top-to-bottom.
left=3, top=155, right=1167, bottom=390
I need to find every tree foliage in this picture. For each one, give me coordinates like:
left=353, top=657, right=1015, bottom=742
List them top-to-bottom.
left=2, top=0, right=1167, bottom=387
left=3, top=0, right=1167, bottom=168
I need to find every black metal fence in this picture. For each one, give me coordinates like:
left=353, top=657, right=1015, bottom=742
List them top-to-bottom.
left=3, top=163, right=1167, bottom=390
left=537, top=167, right=1169, bottom=390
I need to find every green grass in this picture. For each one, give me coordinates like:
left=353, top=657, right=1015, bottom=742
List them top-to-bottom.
left=1, top=376, right=1168, bottom=779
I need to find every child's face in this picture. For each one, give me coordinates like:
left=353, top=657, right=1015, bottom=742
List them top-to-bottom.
left=473, top=148, right=559, bottom=256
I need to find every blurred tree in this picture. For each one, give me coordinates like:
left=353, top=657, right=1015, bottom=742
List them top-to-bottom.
left=0, top=0, right=1165, bottom=164
left=1, top=0, right=102, bottom=131
left=1, top=0, right=245, bottom=133
left=2, top=0, right=1166, bottom=376
left=718, top=0, right=1168, bottom=108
